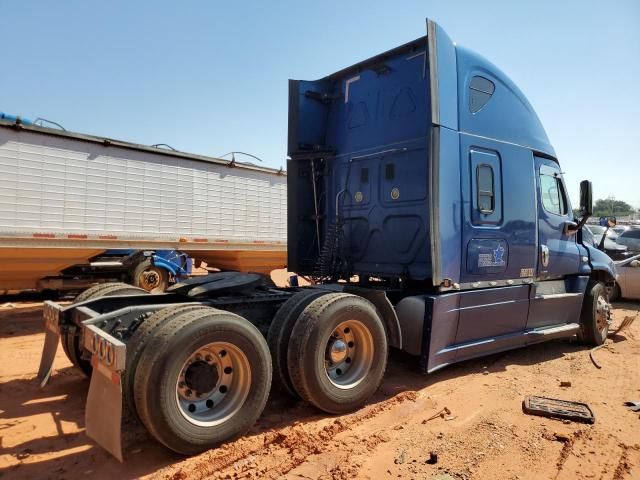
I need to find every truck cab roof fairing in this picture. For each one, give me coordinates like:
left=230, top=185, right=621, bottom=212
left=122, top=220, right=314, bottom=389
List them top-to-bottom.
left=455, top=46, right=555, bottom=157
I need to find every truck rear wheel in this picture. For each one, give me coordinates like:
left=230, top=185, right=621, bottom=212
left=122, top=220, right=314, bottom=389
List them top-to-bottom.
left=133, top=259, right=169, bottom=293
left=578, top=281, right=611, bottom=346
left=72, top=282, right=135, bottom=304
left=62, top=283, right=147, bottom=377
left=267, top=289, right=329, bottom=397
left=287, top=293, right=388, bottom=414
left=123, top=304, right=210, bottom=421
left=133, top=307, right=271, bottom=455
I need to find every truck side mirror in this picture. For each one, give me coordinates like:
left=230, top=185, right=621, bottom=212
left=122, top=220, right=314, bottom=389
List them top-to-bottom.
left=569, top=180, right=593, bottom=236
left=579, top=180, right=593, bottom=217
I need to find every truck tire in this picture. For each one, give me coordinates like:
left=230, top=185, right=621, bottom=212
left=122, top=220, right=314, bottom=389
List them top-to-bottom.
left=132, top=259, right=169, bottom=293
left=578, top=281, right=611, bottom=346
left=72, top=282, right=133, bottom=304
left=609, top=282, right=621, bottom=302
left=62, top=283, right=147, bottom=377
left=267, top=289, right=329, bottom=397
left=287, top=293, right=388, bottom=414
left=123, top=304, right=210, bottom=421
left=133, top=307, right=271, bottom=455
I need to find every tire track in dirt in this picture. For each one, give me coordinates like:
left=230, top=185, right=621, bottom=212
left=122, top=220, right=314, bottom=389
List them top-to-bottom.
left=154, top=391, right=417, bottom=480
left=552, top=430, right=583, bottom=479
left=613, top=443, right=640, bottom=480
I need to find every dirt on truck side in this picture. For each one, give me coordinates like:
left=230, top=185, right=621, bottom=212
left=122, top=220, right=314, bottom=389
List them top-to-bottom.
left=0, top=300, right=638, bottom=480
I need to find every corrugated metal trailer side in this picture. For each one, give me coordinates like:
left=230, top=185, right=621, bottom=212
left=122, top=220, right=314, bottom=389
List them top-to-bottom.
left=0, top=121, right=287, bottom=290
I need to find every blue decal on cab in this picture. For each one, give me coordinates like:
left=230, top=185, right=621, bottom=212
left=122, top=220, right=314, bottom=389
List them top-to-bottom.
left=467, top=239, right=508, bottom=274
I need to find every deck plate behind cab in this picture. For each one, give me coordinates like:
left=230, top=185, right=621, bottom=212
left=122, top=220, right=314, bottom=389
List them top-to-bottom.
left=167, top=271, right=264, bottom=297
left=522, top=396, right=595, bottom=424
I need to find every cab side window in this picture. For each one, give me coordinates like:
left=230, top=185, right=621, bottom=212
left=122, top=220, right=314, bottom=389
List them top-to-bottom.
left=539, top=172, right=568, bottom=216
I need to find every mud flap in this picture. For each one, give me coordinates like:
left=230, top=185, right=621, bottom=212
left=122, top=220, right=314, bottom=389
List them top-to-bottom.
left=37, top=301, right=62, bottom=387
left=86, top=358, right=124, bottom=462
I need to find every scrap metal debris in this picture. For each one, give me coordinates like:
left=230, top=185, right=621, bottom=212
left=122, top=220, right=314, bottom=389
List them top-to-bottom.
left=590, top=314, right=637, bottom=369
left=613, top=315, right=636, bottom=335
left=589, top=344, right=607, bottom=369
left=522, top=396, right=595, bottom=424
left=623, top=401, right=640, bottom=412
left=422, top=407, right=451, bottom=423
left=394, top=449, right=407, bottom=464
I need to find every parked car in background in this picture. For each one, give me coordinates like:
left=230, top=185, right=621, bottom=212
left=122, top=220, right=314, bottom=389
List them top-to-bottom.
left=584, top=225, right=631, bottom=260
left=612, top=225, right=632, bottom=236
left=616, top=227, right=640, bottom=252
left=611, top=254, right=640, bottom=300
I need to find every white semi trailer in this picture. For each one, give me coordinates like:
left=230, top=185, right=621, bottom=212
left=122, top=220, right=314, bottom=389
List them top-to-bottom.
left=0, top=119, right=287, bottom=293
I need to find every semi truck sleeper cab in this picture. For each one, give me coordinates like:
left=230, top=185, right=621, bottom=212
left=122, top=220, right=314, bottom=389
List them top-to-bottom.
left=37, top=19, right=616, bottom=460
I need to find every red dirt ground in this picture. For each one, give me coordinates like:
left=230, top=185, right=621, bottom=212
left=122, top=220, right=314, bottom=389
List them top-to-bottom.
left=0, top=300, right=638, bottom=480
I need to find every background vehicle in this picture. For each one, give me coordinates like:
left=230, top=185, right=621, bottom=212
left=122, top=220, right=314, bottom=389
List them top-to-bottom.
left=37, top=19, right=616, bottom=462
left=0, top=118, right=287, bottom=294
left=584, top=225, right=631, bottom=260
left=612, top=225, right=634, bottom=236
left=616, top=227, right=640, bottom=252
left=39, top=249, right=193, bottom=293
left=611, top=254, right=640, bottom=300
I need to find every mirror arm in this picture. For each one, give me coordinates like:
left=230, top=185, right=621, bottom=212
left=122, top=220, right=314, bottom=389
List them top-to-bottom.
left=566, top=214, right=589, bottom=236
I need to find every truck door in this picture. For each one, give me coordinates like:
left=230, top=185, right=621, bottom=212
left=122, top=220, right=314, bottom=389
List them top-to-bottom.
left=525, top=157, right=584, bottom=333
left=535, top=157, right=580, bottom=280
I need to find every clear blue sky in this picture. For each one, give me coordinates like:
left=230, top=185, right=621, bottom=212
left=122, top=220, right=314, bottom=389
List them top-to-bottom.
left=2, top=1, right=639, bottom=207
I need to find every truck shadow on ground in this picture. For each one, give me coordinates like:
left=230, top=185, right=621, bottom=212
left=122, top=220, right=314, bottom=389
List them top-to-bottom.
left=2, top=327, right=635, bottom=480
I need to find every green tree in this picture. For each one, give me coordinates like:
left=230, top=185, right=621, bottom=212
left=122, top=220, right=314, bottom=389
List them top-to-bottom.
left=592, top=198, right=633, bottom=217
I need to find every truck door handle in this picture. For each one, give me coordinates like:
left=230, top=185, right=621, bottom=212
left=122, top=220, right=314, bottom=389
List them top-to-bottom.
left=540, top=245, right=550, bottom=267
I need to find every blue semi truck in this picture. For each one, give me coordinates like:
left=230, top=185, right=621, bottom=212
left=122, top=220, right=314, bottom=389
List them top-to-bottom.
left=38, top=19, right=616, bottom=460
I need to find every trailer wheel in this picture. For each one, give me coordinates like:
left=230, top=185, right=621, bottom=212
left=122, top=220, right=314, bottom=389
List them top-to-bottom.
left=133, top=259, right=169, bottom=293
left=578, top=281, right=611, bottom=346
left=62, top=283, right=147, bottom=377
left=267, top=289, right=329, bottom=397
left=287, top=293, right=388, bottom=414
left=123, top=304, right=210, bottom=421
left=133, top=307, right=271, bottom=455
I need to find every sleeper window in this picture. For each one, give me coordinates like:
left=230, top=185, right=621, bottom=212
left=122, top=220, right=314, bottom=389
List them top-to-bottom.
left=470, top=149, right=502, bottom=226
left=477, top=165, right=494, bottom=213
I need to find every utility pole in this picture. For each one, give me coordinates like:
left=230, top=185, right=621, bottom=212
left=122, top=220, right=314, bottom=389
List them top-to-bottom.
left=607, top=195, right=615, bottom=217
